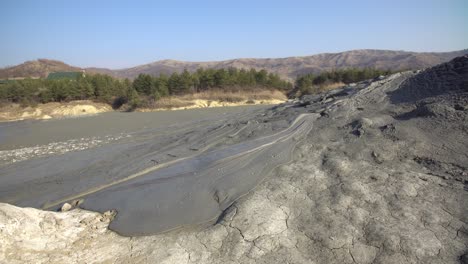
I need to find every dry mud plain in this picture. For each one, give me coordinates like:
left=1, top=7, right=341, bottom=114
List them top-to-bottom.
left=0, top=56, right=467, bottom=263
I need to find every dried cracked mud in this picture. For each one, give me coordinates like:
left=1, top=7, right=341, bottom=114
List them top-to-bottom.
left=0, top=56, right=467, bottom=263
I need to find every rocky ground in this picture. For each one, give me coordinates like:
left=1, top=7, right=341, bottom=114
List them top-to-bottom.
left=1, top=56, right=467, bottom=263
left=0, top=134, right=131, bottom=166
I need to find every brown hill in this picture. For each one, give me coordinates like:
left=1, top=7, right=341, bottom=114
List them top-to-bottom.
left=2, top=49, right=467, bottom=80
left=90, top=49, right=467, bottom=80
left=0, top=59, right=81, bottom=79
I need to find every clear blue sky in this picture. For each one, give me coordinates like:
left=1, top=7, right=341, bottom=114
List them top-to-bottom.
left=1, top=0, right=467, bottom=69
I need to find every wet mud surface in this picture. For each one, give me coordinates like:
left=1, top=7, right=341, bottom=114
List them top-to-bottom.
left=0, top=104, right=320, bottom=235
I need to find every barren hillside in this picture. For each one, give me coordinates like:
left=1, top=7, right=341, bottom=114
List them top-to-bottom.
left=2, top=49, right=466, bottom=80
left=89, top=49, right=468, bottom=80
left=0, top=59, right=81, bottom=79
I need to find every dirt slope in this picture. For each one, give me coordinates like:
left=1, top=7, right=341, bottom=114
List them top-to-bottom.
left=0, top=101, right=112, bottom=122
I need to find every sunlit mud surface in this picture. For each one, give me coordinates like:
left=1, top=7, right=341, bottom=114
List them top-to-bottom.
left=0, top=104, right=319, bottom=235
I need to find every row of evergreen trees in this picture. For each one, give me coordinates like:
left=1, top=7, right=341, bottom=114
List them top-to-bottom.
left=0, top=67, right=397, bottom=108
left=0, top=68, right=292, bottom=108
left=133, top=68, right=293, bottom=99
left=295, top=68, right=394, bottom=94
left=0, top=74, right=131, bottom=107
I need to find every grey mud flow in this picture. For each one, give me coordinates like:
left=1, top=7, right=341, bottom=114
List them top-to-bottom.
left=0, top=104, right=325, bottom=236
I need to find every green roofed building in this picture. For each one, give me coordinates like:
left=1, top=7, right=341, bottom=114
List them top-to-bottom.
left=47, top=71, right=84, bottom=80
left=0, top=79, right=14, bottom=85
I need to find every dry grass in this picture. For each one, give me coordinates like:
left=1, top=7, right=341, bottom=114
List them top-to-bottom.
left=299, top=82, right=346, bottom=96
left=317, top=82, right=346, bottom=92
left=151, top=89, right=287, bottom=109
left=180, top=89, right=287, bottom=102
left=152, top=97, right=196, bottom=109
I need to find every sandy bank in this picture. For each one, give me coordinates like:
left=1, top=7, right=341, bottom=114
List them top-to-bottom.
left=138, top=98, right=286, bottom=111
left=0, top=99, right=285, bottom=122
left=0, top=101, right=112, bottom=122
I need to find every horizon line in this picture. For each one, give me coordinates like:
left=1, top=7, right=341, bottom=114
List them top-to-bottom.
left=2, top=47, right=467, bottom=70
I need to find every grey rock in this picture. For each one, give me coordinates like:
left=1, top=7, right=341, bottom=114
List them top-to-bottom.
left=60, top=203, right=72, bottom=212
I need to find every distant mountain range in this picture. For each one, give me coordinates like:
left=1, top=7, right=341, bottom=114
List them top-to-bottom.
left=1, top=49, right=467, bottom=81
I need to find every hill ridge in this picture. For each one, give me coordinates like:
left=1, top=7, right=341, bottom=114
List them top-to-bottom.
left=1, top=49, right=467, bottom=80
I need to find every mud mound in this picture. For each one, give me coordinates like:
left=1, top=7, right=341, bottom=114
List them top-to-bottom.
left=390, top=55, right=468, bottom=104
